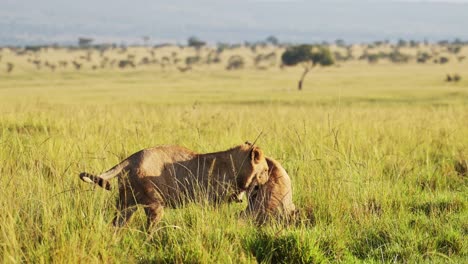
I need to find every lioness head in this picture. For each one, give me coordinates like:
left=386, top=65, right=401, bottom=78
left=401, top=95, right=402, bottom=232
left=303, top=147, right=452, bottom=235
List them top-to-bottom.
left=230, top=142, right=269, bottom=202
left=244, top=157, right=297, bottom=224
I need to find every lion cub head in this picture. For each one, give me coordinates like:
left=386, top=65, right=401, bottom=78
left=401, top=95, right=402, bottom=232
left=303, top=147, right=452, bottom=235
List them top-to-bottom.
left=230, top=142, right=269, bottom=202
left=244, top=157, right=297, bottom=224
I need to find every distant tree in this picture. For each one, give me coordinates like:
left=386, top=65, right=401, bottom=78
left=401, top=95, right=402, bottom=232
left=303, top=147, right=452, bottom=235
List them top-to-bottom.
left=266, top=35, right=279, bottom=46
left=188, top=36, right=206, bottom=49
left=78, top=37, right=93, bottom=48
left=335, top=39, right=346, bottom=47
left=397, top=39, right=407, bottom=47
left=409, top=40, right=419, bottom=48
left=438, top=40, right=449, bottom=46
left=373, top=41, right=384, bottom=47
left=216, top=43, right=230, bottom=53
left=231, top=43, right=242, bottom=49
left=250, top=44, right=259, bottom=53
left=281, top=45, right=334, bottom=90
left=448, top=45, right=462, bottom=54
left=24, top=46, right=43, bottom=52
left=346, top=47, right=354, bottom=60
left=388, top=50, right=410, bottom=63
left=206, top=51, right=221, bottom=64
left=416, top=52, right=432, bottom=64
left=254, top=53, right=276, bottom=68
left=254, top=54, right=263, bottom=67
left=367, top=54, right=379, bottom=64
left=226, top=55, right=244, bottom=70
left=161, top=56, right=171, bottom=67
left=185, top=56, right=201, bottom=66
left=439, top=56, right=449, bottom=64
left=139, top=57, right=151, bottom=65
left=31, top=60, right=41, bottom=70
left=118, top=60, right=135, bottom=69
left=72, top=61, right=82, bottom=70
left=6, top=62, right=14, bottom=73
left=446, top=73, right=461, bottom=82
left=446, top=74, right=453, bottom=82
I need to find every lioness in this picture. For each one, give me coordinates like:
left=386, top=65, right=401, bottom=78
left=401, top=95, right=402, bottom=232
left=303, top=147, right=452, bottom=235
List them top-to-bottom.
left=79, top=142, right=269, bottom=228
left=245, top=157, right=297, bottom=224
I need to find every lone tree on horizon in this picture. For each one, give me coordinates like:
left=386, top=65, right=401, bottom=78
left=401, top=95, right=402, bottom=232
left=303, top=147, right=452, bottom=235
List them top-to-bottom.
left=266, top=35, right=279, bottom=46
left=188, top=36, right=206, bottom=49
left=78, top=37, right=93, bottom=48
left=281, top=45, right=334, bottom=90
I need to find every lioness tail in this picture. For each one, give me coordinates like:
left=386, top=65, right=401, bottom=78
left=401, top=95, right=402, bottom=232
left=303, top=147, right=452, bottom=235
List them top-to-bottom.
left=79, top=160, right=130, bottom=190
left=79, top=172, right=112, bottom=190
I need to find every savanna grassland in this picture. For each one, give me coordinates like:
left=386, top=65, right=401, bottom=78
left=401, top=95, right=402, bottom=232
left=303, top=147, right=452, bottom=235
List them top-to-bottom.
left=0, top=44, right=467, bottom=263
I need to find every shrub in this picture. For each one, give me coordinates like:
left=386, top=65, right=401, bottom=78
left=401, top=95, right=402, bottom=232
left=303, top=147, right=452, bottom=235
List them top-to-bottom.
left=226, top=55, right=244, bottom=70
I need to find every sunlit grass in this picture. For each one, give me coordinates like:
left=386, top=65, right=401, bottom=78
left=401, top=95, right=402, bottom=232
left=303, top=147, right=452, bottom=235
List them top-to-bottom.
left=1, top=46, right=467, bottom=263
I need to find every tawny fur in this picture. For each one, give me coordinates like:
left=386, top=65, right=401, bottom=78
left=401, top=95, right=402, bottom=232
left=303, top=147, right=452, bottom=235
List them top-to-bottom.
left=79, top=143, right=269, bottom=228
left=245, top=157, right=296, bottom=224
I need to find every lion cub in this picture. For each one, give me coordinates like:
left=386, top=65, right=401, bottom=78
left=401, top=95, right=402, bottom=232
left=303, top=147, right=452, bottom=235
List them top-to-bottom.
left=79, top=142, right=269, bottom=228
left=245, top=157, right=297, bottom=224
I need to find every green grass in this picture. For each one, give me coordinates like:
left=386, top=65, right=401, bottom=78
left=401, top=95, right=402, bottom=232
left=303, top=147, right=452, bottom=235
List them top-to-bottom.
left=1, top=48, right=467, bottom=263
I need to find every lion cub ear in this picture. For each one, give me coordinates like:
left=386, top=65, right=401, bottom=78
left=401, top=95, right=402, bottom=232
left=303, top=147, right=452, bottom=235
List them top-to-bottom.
left=251, top=147, right=264, bottom=164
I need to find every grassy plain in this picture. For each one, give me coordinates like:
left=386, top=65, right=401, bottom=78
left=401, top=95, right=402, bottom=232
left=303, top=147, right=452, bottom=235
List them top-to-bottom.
left=0, top=46, right=467, bottom=263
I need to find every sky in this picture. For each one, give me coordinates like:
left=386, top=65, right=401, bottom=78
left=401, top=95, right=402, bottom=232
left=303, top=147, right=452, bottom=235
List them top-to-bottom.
left=1, top=0, right=468, bottom=45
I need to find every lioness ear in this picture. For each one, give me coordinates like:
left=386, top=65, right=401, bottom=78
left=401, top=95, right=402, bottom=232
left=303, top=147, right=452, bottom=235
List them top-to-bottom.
left=251, top=147, right=264, bottom=164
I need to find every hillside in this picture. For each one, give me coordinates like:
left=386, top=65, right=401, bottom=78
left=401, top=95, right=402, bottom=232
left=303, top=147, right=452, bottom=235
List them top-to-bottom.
left=1, top=0, right=468, bottom=45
